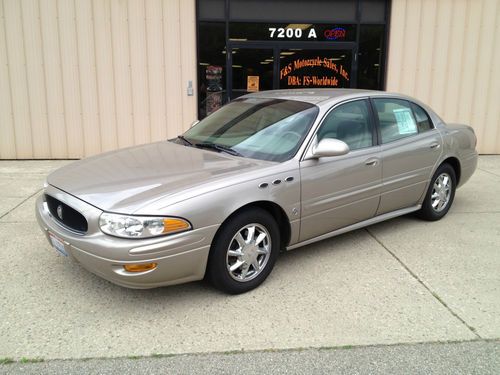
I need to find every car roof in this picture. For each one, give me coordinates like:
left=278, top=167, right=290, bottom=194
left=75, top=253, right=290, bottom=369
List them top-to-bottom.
left=240, top=89, right=444, bottom=127
left=242, top=89, right=381, bottom=105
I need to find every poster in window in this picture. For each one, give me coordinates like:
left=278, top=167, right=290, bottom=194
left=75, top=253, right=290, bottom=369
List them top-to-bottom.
left=206, top=65, right=223, bottom=115
left=247, top=76, right=260, bottom=92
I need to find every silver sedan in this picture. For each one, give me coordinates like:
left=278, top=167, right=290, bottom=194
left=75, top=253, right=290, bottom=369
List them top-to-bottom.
left=36, top=89, right=478, bottom=294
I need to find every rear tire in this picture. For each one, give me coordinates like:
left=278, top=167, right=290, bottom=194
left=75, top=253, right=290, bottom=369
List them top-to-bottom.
left=418, top=163, right=456, bottom=221
left=207, top=208, right=280, bottom=294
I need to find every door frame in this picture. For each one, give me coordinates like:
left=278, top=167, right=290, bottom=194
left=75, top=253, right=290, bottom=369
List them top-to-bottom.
left=226, top=41, right=357, bottom=100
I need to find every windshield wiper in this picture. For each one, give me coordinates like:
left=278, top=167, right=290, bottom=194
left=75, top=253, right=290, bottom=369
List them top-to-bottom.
left=177, top=135, right=193, bottom=146
left=195, top=142, right=243, bottom=157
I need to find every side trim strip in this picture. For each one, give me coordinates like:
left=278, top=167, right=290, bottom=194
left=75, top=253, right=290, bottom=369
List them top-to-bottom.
left=286, top=205, right=421, bottom=251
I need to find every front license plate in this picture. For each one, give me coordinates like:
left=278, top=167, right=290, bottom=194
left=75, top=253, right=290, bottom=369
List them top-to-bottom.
left=49, top=233, right=68, bottom=257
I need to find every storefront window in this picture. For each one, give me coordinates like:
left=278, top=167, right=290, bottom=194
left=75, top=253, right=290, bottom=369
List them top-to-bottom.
left=197, top=0, right=389, bottom=119
left=198, top=22, right=227, bottom=118
left=358, top=25, right=385, bottom=90
left=279, top=49, right=352, bottom=89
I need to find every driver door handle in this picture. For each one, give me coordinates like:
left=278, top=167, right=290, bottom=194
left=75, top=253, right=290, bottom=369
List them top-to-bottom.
left=365, top=158, right=379, bottom=166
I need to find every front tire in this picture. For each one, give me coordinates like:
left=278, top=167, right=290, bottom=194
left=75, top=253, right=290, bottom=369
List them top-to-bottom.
left=418, top=163, right=456, bottom=221
left=207, top=208, right=280, bottom=294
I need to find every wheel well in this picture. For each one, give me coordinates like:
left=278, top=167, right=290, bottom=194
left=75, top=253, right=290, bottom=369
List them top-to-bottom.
left=442, top=157, right=461, bottom=185
left=223, top=201, right=292, bottom=250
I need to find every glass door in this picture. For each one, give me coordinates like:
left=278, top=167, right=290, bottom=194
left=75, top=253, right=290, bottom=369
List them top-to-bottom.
left=227, top=43, right=355, bottom=99
left=228, top=46, right=275, bottom=100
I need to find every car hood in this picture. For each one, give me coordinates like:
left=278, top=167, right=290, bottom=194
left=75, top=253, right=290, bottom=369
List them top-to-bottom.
left=47, top=141, right=275, bottom=214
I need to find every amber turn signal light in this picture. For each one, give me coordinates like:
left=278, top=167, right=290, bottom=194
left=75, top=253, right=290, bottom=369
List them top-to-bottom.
left=163, top=218, right=191, bottom=233
left=123, top=263, right=158, bottom=273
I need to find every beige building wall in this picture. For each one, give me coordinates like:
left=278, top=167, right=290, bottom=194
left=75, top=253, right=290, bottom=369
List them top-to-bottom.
left=0, top=0, right=197, bottom=159
left=2, top=0, right=499, bottom=158
left=387, top=0, right=500, bottom=154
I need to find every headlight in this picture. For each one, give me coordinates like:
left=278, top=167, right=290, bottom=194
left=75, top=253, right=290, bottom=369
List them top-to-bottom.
left=99, top=213, right=191, bottom=239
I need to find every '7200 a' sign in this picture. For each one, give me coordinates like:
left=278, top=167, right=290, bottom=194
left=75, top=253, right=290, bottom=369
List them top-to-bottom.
left=268, top=26, right=347, bottom=41
left=269, top=27, right=318, bottom=39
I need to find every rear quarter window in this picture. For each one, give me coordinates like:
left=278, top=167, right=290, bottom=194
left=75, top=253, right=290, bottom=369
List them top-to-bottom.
left=410, top=102, right=434, bottom=132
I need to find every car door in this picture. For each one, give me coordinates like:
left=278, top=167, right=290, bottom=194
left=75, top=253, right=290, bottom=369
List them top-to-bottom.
left=371, top=98, right=442, bottom=215
left=299, top=99, right=382, bottom=242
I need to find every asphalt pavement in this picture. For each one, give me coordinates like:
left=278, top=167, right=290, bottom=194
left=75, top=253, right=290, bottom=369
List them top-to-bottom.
left=0, top=156, right=499, bottom=373
left=1, top=340, right=498, bottom=375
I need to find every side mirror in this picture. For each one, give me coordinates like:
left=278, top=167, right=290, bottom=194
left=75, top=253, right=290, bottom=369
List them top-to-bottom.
left=190, top=120, right=200, bottom=128
left=311, top=138, right=350, bottom=158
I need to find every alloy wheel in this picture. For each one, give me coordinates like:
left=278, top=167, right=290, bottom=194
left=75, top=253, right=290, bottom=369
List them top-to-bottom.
left=431, top=172, right=452, bottom=212
left=226, top=223, right=271, bottom=282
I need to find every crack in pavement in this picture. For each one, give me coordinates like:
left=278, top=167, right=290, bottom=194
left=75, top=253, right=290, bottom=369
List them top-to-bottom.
left=477, top=167, right=500, bottom=178
left=0, top=188, right=43, bottom=220
left=365, top=228, right=482, bottom=339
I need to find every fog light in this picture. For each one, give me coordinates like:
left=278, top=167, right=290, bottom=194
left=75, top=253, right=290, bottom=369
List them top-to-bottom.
left=123, top=263, right=157, bottom=273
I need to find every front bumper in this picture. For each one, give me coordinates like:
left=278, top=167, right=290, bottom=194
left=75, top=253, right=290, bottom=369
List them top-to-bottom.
left=35, top=185, right=218, bottom=289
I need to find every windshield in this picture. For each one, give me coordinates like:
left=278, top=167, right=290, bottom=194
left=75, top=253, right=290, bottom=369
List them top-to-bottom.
left=181, top=98, right=319, bottom=162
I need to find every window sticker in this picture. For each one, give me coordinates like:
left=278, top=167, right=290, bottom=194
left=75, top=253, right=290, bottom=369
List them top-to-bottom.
left=393, top=108, right=417, bottom=135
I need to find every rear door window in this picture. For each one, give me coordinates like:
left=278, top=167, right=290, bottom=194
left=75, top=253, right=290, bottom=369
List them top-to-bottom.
left=373, top=98, right=418, bottom=144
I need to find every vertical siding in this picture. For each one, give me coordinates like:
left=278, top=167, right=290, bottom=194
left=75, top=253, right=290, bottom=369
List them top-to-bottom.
left=0, top=0, right=197, bottom=159
left=3, top=0, right=33, bottom=158
left=21, top=0, right=51, bottom=158
left=40, top=0, right=67, bottom=157
left=58, top=0, right=84, bottom=158
left=75, top=0, right=101, bottom=157
left=93, top=0, right=118, bottom=153
left=110, top=0, right=134, bottom=149
left=146, top=0, right=167, bottom=141
left=164, top=0, right=183, bottom=139
left=179, top=0, right=198, bottom=130
left=387, top=0, right=500, bottom=153
left=0, top=1, right=17, bottom=158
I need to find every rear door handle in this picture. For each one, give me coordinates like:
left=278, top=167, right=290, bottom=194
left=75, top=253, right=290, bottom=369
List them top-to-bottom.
left=430, top=142, right=441, bottom=149
left=365, top=158, right=379, bottom=166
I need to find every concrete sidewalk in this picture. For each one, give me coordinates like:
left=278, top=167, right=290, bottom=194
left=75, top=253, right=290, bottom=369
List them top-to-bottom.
left=0, top=157, right=499, bottom=363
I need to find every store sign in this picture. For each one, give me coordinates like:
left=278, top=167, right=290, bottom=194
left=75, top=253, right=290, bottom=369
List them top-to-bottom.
left=269, top=27, right=317, bottom=39
left=324, top=27, right=346, bottom=40
left=280, top=56, right=350, bottom=87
